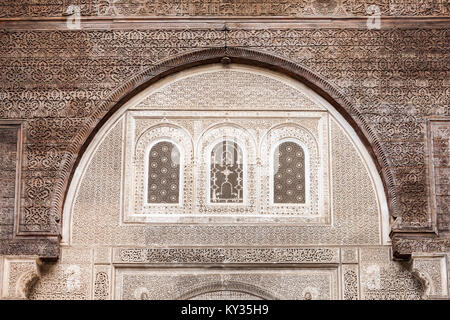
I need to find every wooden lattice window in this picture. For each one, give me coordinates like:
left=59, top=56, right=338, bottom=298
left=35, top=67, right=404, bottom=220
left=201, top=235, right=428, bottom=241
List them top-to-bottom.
left=273, top=140, right=305, bottom=204
left=147, top=141, right=181, bottom=204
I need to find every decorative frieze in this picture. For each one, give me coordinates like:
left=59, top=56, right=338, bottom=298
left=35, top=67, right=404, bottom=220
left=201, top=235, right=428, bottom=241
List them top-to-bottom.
left=0, top=0, right=448, bottom=18
left=69, top=80, right=381, bottom=248
left=1, top=246, right=428, bottom=300
left=113, top=247, right=340, bottom=264
left=28, top=263, right=90, bottom=300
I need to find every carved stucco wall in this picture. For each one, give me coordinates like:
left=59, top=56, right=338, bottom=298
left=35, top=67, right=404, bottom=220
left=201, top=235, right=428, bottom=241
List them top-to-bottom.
left=0, top=1, right=448, bottom=298
left=0, top=28, right=448, bottom=258
left=20, top=66, right=426, bottom=300
left=66, top=66, right=384, bottom=247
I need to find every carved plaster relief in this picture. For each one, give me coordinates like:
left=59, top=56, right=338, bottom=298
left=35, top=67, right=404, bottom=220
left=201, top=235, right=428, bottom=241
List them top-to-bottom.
left=23, top=64, right=416, bottom=300
left=65, top=65, right=384, bottom=247
left=123, top=110, right=330, bottom=224
left=0, top=246, right=424, bottom=300
left=113, top=247, right=340, bottom=264
left=359, top=247, right=424, bottom=300
left=411, top=253, right=449, bottom=299
left=1, top=256, right=41, bottom=299
left=28, top=262, right=90, bottom=300
left=342, top=264, right=359, bottom=300
left=93, top=265, right=111, bottom=300
left=115, top=268, right=339, bottom=300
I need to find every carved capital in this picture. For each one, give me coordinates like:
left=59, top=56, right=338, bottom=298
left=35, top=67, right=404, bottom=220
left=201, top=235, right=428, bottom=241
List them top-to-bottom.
left=410, top=253, right=448, bottom=300
left=1, top=256, right=42, bottom=300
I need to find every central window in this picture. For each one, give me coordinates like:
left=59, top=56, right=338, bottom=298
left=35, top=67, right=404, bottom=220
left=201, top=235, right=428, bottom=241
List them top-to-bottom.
left=209, top=140, right=244, bottom=203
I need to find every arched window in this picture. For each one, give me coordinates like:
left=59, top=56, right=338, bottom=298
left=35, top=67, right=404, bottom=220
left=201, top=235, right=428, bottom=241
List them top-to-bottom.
left=148, top=140, right=181, bottom=204
left=210, top=140, right=244, bottom=203
left=273, top=140, right=305, bottom=204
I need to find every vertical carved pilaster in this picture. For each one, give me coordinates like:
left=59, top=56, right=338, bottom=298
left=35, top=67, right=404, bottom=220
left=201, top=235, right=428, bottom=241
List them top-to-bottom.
left=426, top=119, right=450, bottom=232
left=341, top=248, right=360, bottom=300
left=93, top=264, right=111, bottom=300
left=342, top=264, right=359, bottom=300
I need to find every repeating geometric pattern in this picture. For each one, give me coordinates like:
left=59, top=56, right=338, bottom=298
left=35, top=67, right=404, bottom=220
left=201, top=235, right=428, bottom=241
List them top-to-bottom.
left=126, top=122, right=194, bottom=218
left=260, top=122, right=325, bottom=219
left=148, top=141, right=180, bottom=204
left=273, top=141, right=306, bottom=204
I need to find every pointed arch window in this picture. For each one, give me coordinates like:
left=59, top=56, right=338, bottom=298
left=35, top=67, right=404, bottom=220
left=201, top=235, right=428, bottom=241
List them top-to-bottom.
left=147, top=140, right=181, bottom=204
left=210, top=140, right=244, bottom=203
left=273, top=140, right=306, bottom=204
